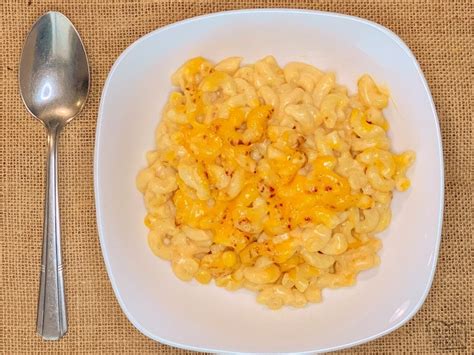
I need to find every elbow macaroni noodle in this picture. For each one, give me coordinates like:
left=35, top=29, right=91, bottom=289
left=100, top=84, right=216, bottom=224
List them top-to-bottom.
left=137, top=56, right=415, bottom=309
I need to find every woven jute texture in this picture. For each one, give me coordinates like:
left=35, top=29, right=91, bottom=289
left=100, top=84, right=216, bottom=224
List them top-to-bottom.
left=1, top=0, right=472, bottom=353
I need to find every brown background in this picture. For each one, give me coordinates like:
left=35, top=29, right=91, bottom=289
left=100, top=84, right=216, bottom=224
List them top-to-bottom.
left=1, top=0, right=472, bottom=354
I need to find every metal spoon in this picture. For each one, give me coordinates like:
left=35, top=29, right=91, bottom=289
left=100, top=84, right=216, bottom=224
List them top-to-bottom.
left=19, top=11, right=90, bottom=340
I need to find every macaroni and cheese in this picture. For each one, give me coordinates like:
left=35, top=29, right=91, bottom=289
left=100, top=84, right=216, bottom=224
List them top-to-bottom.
left=137, top=56, right=415, bottom=309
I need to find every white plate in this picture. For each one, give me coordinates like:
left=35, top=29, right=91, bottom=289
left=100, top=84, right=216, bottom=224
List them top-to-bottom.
left=95, top=9, right=443, bottom=354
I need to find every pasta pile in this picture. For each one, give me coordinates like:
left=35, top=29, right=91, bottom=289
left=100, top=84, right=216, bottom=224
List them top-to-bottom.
left=137, top=56, right=415, bottom=309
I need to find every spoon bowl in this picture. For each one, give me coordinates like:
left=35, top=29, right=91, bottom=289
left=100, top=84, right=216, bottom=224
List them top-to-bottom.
left=19, top=11, right=90, bottom=340
left=20, top=11, right=89, bottom=126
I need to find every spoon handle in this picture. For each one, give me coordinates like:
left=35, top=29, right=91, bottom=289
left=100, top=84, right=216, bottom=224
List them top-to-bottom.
left=37, top=125, right=67, bottom=340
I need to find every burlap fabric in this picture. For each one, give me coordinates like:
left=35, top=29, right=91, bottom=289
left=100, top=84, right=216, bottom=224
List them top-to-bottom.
left=1, top=0, right=472, bottom=353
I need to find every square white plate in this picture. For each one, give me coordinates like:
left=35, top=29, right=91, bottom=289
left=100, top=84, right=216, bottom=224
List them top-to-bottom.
left=95, top=9, right=444, bottom=353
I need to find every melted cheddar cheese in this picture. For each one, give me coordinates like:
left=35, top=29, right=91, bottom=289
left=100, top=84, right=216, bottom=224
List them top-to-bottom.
left=164, top=58, right=371, bottom=243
